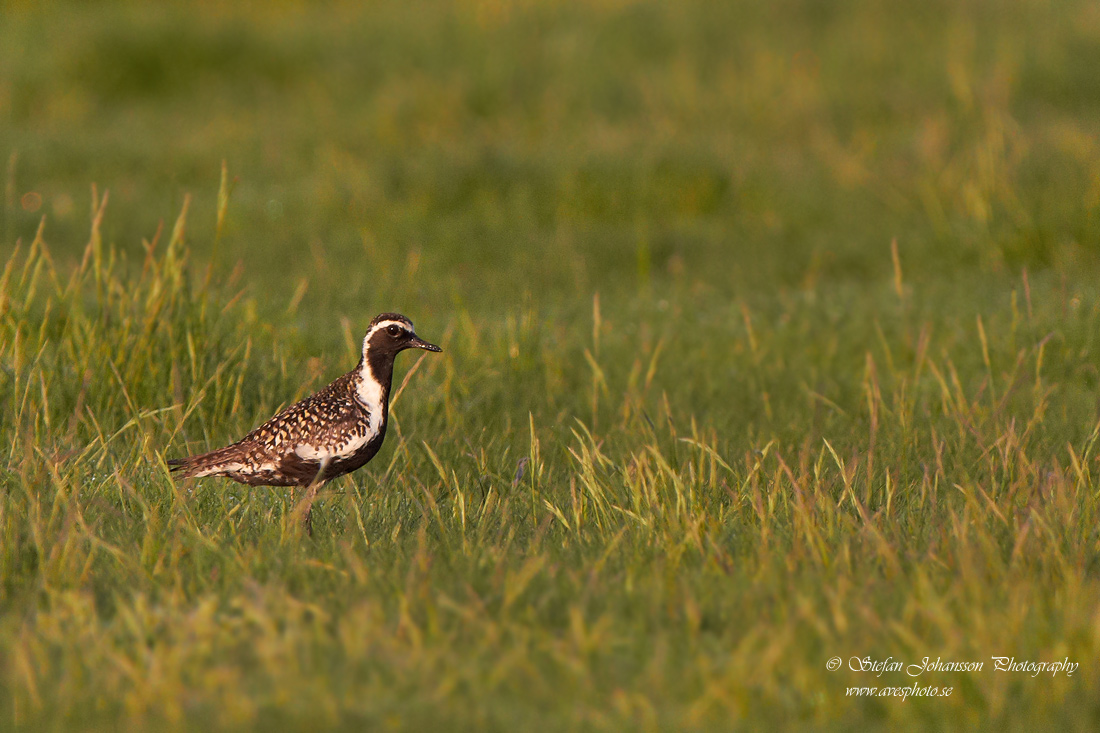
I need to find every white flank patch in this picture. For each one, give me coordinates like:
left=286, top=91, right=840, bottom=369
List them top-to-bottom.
left=295, top=431, right=373, bottom=461
left=295, top=444, right=327, bottom=460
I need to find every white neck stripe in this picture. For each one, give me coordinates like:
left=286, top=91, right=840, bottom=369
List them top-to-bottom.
left=355, top=357, right=385, bottom=434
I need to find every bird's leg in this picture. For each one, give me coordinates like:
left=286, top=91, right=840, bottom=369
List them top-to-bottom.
left=297, top=457, right=331, bottom=537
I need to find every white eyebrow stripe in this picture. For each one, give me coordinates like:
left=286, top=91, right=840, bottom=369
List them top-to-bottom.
left=360, top=317, right=415, bottom=359
left=366, top=320, right=412, bottom=337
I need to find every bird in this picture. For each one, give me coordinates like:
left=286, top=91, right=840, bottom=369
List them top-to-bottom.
left=167, top=312, right=442, bottom=533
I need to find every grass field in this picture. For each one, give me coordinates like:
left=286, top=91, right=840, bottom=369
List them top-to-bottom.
left=4, top=0, right=1100, bottom=729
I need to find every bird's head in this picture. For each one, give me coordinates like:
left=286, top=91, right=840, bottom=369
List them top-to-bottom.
left=362, top=313, right=442, bottom=362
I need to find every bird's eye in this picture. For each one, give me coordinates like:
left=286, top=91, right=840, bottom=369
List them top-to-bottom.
left=387, top=325, right=403, bottom=337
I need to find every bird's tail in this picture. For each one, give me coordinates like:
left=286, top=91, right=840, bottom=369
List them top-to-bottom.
left=167, top=445, right=246, bottom=479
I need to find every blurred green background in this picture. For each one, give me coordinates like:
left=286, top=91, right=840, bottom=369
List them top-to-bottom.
left=4, top=0, right=1100, bottom=730
left=6, top=0, right=1100, bottom=318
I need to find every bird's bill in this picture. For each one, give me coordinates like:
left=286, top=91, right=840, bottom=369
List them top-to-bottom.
left=408, top=335, right=442, bottom=352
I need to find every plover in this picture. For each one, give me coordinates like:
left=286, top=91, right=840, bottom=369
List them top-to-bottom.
left=168, top=312, right=441, bottom=532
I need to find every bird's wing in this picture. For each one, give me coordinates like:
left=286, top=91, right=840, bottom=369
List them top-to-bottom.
left=243, top=385, right=375, bottom=463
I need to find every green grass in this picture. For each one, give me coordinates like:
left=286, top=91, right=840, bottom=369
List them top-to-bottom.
left=4, top=0, right=1100, bottom=729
